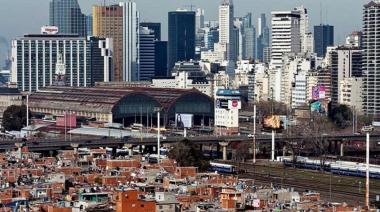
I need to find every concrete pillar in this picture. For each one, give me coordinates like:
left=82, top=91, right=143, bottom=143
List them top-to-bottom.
left=219, top=142, right=230, bottom=161
left=340, top=142, right=344, bottom=157
left=15, top=143, right=24, bottom=160
left=126, top=144, right=134, bottom=156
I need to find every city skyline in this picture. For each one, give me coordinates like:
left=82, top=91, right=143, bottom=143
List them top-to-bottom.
left=0, top=0, right=367, bottom=43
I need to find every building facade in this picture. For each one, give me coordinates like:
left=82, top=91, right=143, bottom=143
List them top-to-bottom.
left=49, top=0, right=87, bottom=37
left=219, top=0, right=236, bottom=64
left=363, top=1, right=380, bottom=116
left=93, top=2, right=139, bottom=82
left=93, top=4, right=123, bottom=81
left=168, top=10, right=196, bottom=71
left=271, top=10, right=301, bottom=68
left=140, top=22, right=161, bottom=41
left=314, top=24, right=334, bottom=57
left=139, top=27, right=155, bottom=81
left=11, top=34, right=112, bottom=92
left=330, top=47, right=362, bottom=106
left=339, top=77, right=363, bottom=113
left=215, top=89, right=241, bottom=135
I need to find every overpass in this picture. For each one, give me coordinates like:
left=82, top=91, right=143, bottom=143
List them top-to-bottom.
left=0, top=133, right=379, bottom=152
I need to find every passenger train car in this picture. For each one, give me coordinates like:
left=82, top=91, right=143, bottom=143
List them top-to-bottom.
left=280, top=156, right=380, bottom=179
left=209, top=162, right=236, bottom=174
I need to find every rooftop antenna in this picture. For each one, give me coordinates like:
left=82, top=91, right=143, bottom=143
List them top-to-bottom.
left=319, top=2, right=322, bottom=25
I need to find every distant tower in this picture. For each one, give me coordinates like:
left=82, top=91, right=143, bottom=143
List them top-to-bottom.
left=54, top=53, right=66, bottom=86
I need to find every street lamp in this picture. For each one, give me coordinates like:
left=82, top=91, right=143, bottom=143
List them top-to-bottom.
left=154, top=107, right=162, bottom=164
left=362, top=126, right=373, bottom=209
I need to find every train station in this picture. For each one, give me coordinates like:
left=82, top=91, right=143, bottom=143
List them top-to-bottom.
left=28, top=86, right=215, bottom=127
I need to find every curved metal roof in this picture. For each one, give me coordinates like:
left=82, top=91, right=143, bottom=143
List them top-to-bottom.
left=29, top=86, right=212, bottom=114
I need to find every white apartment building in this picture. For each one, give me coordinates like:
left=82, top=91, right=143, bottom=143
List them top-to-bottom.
left=219, top=0, right=235, bottom=62
left=271, top=10, right=301, bottom=68
left=280, top=55, right=311, bottom=106
left=291, top=70, right=308, bottom=108
left=339, top=77, right=363, bottom=113
left=214, top=89, right=241, bottom=135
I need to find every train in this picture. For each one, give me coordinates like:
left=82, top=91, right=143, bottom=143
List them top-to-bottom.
left=279, top=156, right=380, bottom=179
left=209, top=162, right=236, bottom=174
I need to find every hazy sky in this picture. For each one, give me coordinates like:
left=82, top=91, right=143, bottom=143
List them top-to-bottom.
left=0, top=0, right=371, bottom=66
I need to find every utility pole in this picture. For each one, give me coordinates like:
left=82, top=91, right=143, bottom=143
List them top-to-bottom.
left=253, top=104, right=256, bottom=164
left=154, top=107, right=162, bottom=164
left=366, top=131, right=370, bottom=209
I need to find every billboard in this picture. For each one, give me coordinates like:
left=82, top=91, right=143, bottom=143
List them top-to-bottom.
left=41, top=26, right=59, bottom=35
left=312, top=86, right=326, bottom=100
left=216, top=99, right=229, bottom=109
left=228, top=99, right=241, bottom=110
left=175, top=114, right=193, bottom=129
left=263, top=115, right=281, bottom=129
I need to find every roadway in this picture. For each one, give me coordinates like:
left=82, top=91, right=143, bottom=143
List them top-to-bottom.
left=0, top=133, right=379, bottom=152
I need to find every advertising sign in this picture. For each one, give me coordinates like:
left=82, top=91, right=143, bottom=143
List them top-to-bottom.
left=41, top=26, right=59, bottom=35
left=312, top=85, right=326, bottom=100
left=216, top=99, right=229, bottom=109
left=228, top=99, right=241, bottom=109
left=175, top=114, right=193, bottom=128
left=263, top=115, right=281, bottom=129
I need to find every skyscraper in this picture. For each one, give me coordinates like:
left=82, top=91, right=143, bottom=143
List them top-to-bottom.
left=49, top=0, right=87, bottom=36
left=219, top=0, right=235, bottom=62
left=363, top=1, right=380, bottom=116
left=93, top=2, right=139, bottom=82
left=121, top=2, right=139, bottom=81
left=93, top=5, right=123, bottom=81
left=295, top=6, right=314, bottom=55
left=196, top=8, right=205, bottom=31
left=168, top=10, right=196, bottom=71
left=271, top=10, right=301, bottom=68
left=257, top=13, right=270, bottom=62
left=86, top=14, right=93, bottom=36
left=140, top=22, right=161, bottom=41
left=314, top=24, right=334, bottom=57
left=139, top=27, right=155, bottom=81
left=155, top=41, right=168, bottom=77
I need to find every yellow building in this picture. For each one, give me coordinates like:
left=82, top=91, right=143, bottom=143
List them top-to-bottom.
left=93, top=5, right=123, bottom=81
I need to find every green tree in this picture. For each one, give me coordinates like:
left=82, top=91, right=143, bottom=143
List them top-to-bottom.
left=329, top=104, right=352, bottom=129
left=2, top=105, right=30, bottom=131
left=168, top=139, right=210, bottom=171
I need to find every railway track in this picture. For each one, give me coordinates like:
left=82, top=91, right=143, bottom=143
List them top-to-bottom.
left=223, top=161, right=380, bottom=204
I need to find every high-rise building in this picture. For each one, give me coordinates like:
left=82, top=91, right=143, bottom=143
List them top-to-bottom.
left=49, top=0, right=87, bottom=36
left=219, top=0, right=236, bottom=63
left=363, top=1, right=380, bottom=116
left=93, top=2, right=139, bottom=82
left=120, top=2, right=139, bottom=82
left=93, top=5, right=123, bottom=81
left=294, top=6, right=313, bottom=55
left=196, top=8, right=205, bottom=31
left=168, top=10, right=196, bottom=71
left=271, top=10, right=301, bottom=68
left=257, top=13, right=270, bottom=62
left=257, top=13, right=266, bottom=36
left=86, top=14, right=93, bottom=36
left=140, top=22, right=161, bottom=41
left=314, top=24, right=334, bottom=57
left=139, top=27, right=155, bottom=81
left=204, top=27, right=219, bottom=51
left=346, top=31, right=362, bottom=48
left=11, top=34, right=112, bottom=92
left=155, top=41, right=168, bottom=77
left=330, top=47, right=362, bottom=106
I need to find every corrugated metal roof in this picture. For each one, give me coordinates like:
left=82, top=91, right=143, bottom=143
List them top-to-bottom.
left=29, top=86, right=208, bottom=114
